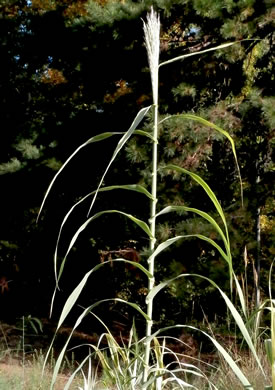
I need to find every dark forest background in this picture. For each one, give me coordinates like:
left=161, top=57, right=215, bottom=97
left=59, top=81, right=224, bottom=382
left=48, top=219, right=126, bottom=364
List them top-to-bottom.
left=0, top=0, right=274, bottom=338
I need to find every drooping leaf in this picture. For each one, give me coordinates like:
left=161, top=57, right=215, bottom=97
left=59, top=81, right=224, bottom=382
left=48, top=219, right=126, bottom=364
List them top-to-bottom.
left=38, top=105, right=151, bottom=220
left=87, top=105, right=151, bottom=216
left=161, top=112, right=243, bottom=206
left=134, top=129, right=155, bottom=141
left=37, top=132, right=121, bottom=221
left=163, top=164, right=228, bottom=232
left=163, top=164, right=232, bottom=266
left=53, top=184, right=153, bottom=285
left=94, top=184, right=154, bottom=200
left=155, top=205, right=229, bottom=255
left=55, top=209, right=152, bottom=287
left=64, top=209, right=151, bottom=260
left=147, top=235, right=228, bottom=267
left=55, top=259, right=152, bottom=328
left=233, top=272, right=247, bottom=319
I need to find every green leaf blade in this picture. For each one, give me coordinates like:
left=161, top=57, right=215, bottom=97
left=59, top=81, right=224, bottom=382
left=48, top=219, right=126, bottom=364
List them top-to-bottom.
left=159, top=42, right=238, bottom=68
left=87, top=105, right=151, bottom=216
left=37, top=132, right=120, bottom=222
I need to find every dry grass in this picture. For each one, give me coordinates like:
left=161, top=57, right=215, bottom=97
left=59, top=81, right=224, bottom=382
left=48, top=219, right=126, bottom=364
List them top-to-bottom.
left=0, top=318, right=272, bottom=389
left=0, top=341, right=271, bottom=390
left=191, top=344, right=271, bottom=390
left=0, top=355, right=71, bottom=390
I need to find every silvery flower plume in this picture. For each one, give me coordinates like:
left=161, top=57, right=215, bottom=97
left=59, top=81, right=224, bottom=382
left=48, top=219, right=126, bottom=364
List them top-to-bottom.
left=143, top=8, right=160, bottom=105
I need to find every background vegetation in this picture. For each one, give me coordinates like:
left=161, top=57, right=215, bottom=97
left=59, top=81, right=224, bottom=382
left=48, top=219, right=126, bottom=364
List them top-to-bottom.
left=0, top=0, right=274, bottom=347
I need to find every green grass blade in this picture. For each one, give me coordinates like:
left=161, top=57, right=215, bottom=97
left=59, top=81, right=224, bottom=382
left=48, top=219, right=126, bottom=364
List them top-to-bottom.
left=159, top=42, right=237, bottom=68
left=87, top=105, right=151, bottom=216
left=162, top=112, right=243, bottom=207
left=134, top=129, right=155, bottom=141
left=37, top=131, right=121, bottom=222
left=163, top=164, right=232, bottom=273
left=164, top=165, right=228, bottom=233
left=53, top=183, right=152, bottom=287
left=93, top=184, right=154, bottom=200
left=53, top=191, right=92, bottom=287
left=156, top=205, right=229, bottom=255
left=56, top=209, right=152, bottom=283
left=64, top=209, right=152, bottom=256
left=147, top=235, right=228, bottom=269
left=56, top=259, right=153, bottom=330
left=56, top=264, right=102, bottom=330
left=50, top=305, right=91, bottom=389
left=271, top=305, right=275, bottom=390
left=191, top=326, right=253, bottom=389
left=42, top=337, right=56, bottom=380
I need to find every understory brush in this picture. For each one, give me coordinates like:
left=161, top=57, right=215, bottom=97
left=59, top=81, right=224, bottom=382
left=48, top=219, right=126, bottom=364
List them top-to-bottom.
left=0, top=325, right=271, bottom=389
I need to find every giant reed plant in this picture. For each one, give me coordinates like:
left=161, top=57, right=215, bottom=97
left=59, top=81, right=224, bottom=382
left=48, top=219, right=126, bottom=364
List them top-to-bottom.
left=40, top=8, right=269, bottom=390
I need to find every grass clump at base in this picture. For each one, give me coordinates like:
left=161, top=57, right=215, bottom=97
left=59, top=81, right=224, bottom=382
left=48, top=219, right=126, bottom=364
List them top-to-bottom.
left=0, top=349, right=73, bottom=390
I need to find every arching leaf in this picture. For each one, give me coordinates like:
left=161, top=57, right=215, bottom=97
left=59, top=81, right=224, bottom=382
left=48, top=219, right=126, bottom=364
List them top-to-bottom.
left=38, top=105, right=151, bottom=222
left=87, top=105, right=151, bottom=216
left=161, top=112, right=243, bottom=206
left=134, top=129, right=155, bottom=141
left=37, top=131, right=121, bottom=221
left=163, top=164, right=231, bottom=253
left=53, top=184, right=153, bottom=285
left=94, top=184, right=154, bottom=200
left=155, top=205, right=229, bottom=254
left=56, top=209, right=152, bottom=281
left=147, top=235, right=228, bottom=267
left=56, top=258, right=153, bottom=329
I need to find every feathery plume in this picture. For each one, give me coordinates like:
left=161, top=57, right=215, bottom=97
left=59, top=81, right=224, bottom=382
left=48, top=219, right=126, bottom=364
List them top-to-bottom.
left=143, top=8, right=160, bottom=105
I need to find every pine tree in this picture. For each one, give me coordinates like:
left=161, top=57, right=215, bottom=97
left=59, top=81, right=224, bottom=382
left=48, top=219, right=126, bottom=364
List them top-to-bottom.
left=0, top=0, right=273, bottom=321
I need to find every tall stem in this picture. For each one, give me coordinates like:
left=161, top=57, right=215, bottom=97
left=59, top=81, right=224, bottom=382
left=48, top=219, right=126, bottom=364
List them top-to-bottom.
left=142, top=8, right=160, bottom=387
left=144, top=103, right=158, bottom=381
left=255, top=162, right=261, bottom=308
